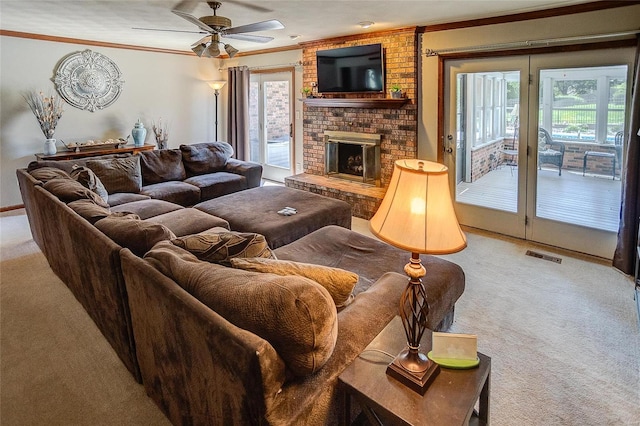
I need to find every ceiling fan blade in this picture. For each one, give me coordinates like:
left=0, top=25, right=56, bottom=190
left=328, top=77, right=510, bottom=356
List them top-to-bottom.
left=224, top=0, right=273, bottom=13
left=172, top=9, right=214, bottom=33
left=224, top=20, right=284, bottom=35
left=132, top=27, right=207, bottom=34
left=222, top=33, right=274, bottom=43
left=191, top=35, right=212, bottom=47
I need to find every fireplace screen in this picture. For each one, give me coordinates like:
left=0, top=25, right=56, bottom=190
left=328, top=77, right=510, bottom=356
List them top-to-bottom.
left=324, top=131, right=381, bottom=186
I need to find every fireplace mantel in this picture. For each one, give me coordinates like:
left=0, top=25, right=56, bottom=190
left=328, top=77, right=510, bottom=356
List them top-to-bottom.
left=303, top=98, right=409, bottom=108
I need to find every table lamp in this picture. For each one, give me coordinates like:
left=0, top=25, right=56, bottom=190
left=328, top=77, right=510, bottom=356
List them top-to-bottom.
left=369, top=159, right=467, bottom=394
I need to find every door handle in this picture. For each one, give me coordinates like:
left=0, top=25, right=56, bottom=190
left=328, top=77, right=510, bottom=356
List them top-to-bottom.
left=290, top=123, right=293, bottom=138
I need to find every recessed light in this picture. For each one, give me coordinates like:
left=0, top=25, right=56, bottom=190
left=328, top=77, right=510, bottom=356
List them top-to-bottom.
left=358, top=21, right=374, bottom=29
left=289, top=35, right=301, bottom=40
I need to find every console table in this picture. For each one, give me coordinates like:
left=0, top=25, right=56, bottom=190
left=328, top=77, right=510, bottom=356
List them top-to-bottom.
left=35, top=143, right=155, bottom=161
left=339, top=316, right=491, bottom=425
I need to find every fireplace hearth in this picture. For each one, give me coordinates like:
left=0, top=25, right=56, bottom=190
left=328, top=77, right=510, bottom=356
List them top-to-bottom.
left=324, top=131, right=381, bottom=186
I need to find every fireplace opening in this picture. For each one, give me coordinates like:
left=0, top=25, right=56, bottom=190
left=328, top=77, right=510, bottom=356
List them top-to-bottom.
left=324, top=131, right=381, bottom=186
left=339, top=144, right=364, bottom=176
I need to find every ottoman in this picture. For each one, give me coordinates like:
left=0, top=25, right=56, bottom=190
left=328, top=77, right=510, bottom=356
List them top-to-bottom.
left=194, top=186, right=352, bottom=249
left=274, top=225, right=465, bottom=331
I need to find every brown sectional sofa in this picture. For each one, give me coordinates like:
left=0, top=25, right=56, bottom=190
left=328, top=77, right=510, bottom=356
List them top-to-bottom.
left=28, top=141, right=263, bottom=209
left=16, top=144, right=466, bottom=424
left=122, top=224, right=464, bottom=424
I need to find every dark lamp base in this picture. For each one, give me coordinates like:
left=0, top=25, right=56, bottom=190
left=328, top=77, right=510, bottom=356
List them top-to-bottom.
left=386, top=347, right=440, bottom=395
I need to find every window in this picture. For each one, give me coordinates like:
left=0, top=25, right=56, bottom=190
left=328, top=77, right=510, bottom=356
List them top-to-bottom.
left=539, top=66, right=627, bottom=143
left=466, top=72, right=517, bottom=147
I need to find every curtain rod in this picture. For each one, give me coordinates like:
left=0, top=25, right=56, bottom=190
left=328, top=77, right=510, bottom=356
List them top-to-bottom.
left=424, top=30, right=639, bottom=56
left=218, top=61, right=302, bottom=71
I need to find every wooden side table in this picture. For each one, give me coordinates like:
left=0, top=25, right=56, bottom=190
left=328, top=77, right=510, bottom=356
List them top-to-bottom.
left=35, top=143, right=155, bottom=161
left=339, top=316, right=491, bottom=425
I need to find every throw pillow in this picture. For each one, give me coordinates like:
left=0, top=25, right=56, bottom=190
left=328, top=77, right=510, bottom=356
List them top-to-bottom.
left=179, top=142, right=234, bottom=176
left=139, top=149, right=186, bottom=185
left=86, top=156, right=142, bottom=194
left=70, top=165, right=109, bottom=205
left=28, top=167, right=71, bottom=183
left=43, top=178, right=110, bottom=208
left=67, top=199, right=111, bottom=224
left=95, top=213, right=176, bottom=256
left=171, top=227, right=275, bottom=265
left=146, top=241, right=337, bottom=377
left=230, top=257, right=358, bottom=308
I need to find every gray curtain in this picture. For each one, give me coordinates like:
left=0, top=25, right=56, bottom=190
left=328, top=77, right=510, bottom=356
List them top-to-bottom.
left=613, top=36, right=640, bottom=275
left=227, top=66, right=250, bottom=161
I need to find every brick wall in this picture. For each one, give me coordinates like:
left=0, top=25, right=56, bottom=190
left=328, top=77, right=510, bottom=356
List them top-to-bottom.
left=300, top=28, right=419, bottom=188
left=471, top=141, right=503, bottom=182
left=562, top=142, right=619, bottom=176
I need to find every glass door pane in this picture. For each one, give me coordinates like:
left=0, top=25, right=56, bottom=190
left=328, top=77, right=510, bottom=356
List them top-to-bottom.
left=444, top=56, right=529, bottom=239
left=535, top=66, right=626, bottom=232
left=454, top=70, right=520, bottom=213
left=249, top=80, right=260, bottom=164
left=264, top=80, right=291, bottom=169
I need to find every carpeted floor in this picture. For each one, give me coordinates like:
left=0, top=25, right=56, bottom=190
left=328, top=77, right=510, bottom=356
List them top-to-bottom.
left=1, top=210, right=639, bottom=425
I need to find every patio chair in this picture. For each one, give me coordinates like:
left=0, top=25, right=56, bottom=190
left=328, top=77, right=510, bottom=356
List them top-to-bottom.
left=538, top=128, right=565, bottom=176
left=582, top=131, right=622, bottom=180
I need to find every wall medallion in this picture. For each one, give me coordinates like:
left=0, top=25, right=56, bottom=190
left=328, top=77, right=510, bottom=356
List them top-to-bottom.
left=53, top=49, right=124, bottom=112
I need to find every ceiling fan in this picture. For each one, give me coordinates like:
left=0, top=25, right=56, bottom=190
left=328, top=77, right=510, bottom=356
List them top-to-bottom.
left=136, top=1, right=284, bottom=58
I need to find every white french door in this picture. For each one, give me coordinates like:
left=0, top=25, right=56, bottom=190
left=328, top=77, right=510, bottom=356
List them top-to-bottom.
left=444, top=48, right=634, bottom=259
left=444, top=56, right=529, bottom=239
left=249, top=70, right=294, bottom=183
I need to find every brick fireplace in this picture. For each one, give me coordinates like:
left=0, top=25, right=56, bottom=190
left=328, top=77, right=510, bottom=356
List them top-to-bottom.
left=285, top=28, right=420, bottom=219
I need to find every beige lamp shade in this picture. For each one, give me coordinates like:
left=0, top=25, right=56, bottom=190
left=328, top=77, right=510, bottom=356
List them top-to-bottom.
left=208, top=81, right=227, bottom=91
left=370, top=159, right=466, bottom=255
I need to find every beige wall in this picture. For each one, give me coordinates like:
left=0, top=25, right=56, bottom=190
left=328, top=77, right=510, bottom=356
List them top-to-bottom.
left=419, top=4, right=640, bottom=161
left=0, top=36, right=224, bottom=207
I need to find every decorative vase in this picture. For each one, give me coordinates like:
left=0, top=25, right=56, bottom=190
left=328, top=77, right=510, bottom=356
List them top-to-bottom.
left=391, top=91, right=402, bottom=99
left=131, top=119, right=147, bottom=147
left=44, top=138, right=57, bottom=155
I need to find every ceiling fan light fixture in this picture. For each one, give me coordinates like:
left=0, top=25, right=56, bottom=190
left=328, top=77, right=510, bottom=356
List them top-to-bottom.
left=359, top=21, right=375, bottom=29
left=192, top=43, right=207, bottom=57
left=204, top=43, right=221, bottom=58
left=224, top=43, right=239, bottom=58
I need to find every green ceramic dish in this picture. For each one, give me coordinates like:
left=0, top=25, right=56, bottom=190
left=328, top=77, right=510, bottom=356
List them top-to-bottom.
left=427, top=351, right=480, bottom=369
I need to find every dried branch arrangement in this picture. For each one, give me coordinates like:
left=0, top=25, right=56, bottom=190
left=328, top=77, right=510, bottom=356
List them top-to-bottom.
left=24, top=91, right=64, bottom=139
left=152, top=118, right=169, bottom=149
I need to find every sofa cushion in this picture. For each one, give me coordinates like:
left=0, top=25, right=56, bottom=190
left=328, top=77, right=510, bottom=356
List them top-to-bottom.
left=180, top=142, right=233, bottom=176
left=139, top=149, right=186, bottom=185
left=86, top=156, right=142, bottom=194
left=70, top=165, right=109, bottom=205
left=28, top=167, right=71, bottom=183
left=184, top=172, right=247, bottom=200
left=42, top=178, right=110, bottom=208
left=140, top=181, right=200, bottom=207
left=107, top=192, right=151, bottom=207
left=67, top=199, right=111, bottom=224
left=110, top=199, right=183, bottom=220
left=146, top=208, right=230, bottom=237
left=95, top=213, right=176, bottom=257
left=171, top=227, right=275, bottom=266
left=145, top=242, right=338, bottom=376
left=230, top=257, right=357, bottom=308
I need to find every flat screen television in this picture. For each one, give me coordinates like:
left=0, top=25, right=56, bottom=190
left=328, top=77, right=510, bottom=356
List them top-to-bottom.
left=316, top=43, right=384, bottom=93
